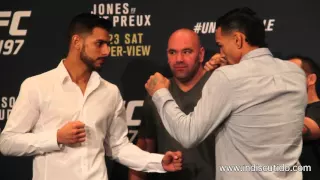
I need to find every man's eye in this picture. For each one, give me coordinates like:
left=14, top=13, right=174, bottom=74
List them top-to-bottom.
left=97, top=42, right=103, bottom=46
left=183, top=50, right=192, bottom=54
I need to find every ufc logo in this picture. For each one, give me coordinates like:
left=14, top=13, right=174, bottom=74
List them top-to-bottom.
left=0, top=11, right=31, bottom=36
left=125, top=100, right=143, bottom=126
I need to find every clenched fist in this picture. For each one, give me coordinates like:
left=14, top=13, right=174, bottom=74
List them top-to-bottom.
left=204, top=53, right=227, bottom=71
left=145, top=72, right=170, bottom=96
left=57, top=121, right=86, bottom=145
left=162, top=151, right=183, bottom=172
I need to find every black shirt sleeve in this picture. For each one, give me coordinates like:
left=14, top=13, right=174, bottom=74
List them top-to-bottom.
left=137, top=95, right=157, bottom=139
left=306, top=102, right=320, bottom=126
left=307, top=114, right=320, bottom=126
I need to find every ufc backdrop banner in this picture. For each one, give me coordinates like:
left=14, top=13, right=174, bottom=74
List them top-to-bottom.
left=0, top=0, right=319, bottom=179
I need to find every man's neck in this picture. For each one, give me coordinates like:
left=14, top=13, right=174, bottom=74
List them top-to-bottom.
left=241, top=46, right=259, bottom=59
left=63, top=56, right=91, bottom=85
left=174, top=67, right=206, bottom=92
left=308, top=88, right=320, bottom=104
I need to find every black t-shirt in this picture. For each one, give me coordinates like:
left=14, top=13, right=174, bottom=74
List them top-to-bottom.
left=139, top=71, right=215, bottom=180
left=300, top=101, right=320, bottom=180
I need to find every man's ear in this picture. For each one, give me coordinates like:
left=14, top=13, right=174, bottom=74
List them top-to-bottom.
left=233, top=32, right=244, bottom=49
left=71, top=34, right=82, bottom=50
left=199, top=47, right=205, bottom=63
left=307, top=73, right=317, bottom=86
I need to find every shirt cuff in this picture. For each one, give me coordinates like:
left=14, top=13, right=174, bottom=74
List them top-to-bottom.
left=152, top=88, right=173, bottom=106
left=37, top=130, right=62, bottom=153
left=146, top=153, right=166, bottom=173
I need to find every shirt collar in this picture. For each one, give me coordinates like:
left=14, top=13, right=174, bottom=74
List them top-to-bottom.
left=240, top=48, right=273, bottom=62
left=56, top=59, right=102, bottom=86
left=56, top=60, right=70, bottom=84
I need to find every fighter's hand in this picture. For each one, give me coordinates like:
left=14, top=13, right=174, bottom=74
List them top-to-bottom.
left=204, top=53, right=227, bottom=71
left=145, top=72, right=170, bottom=96
left=57, top=121, right=86, bottom=145
left=162, top=151, right=183, bottom=172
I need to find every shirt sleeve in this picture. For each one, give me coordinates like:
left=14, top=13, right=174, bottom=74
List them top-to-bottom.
left=151, top=70, right=233, bottom=148
left=0, top=78, right=61, bottom=156
left=104, top=88, right=165, bottom=173
left=138, top=95, right=157, bottom=139
left=306, top=107, right=320, bottom=126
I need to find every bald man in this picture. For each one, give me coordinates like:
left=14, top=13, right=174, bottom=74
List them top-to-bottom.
left=129, top=29, right=215, bottom=180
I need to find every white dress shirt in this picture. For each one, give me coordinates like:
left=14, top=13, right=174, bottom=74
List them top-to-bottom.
left=152, top=48, right=307, bottom=180
left=0, top=60, right=165, bottom=180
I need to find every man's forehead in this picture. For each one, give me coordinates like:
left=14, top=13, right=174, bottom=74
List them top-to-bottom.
left=90, top=27, right=109, bottom=38
left=215, top=27, right=222, bottom=35
left=215, top=32, right=223, bottom=42
left=168, top=38, right=199, bottom=50
left=168, top=41, right=196, bottom=51
left=168, top=47, right=194, bottom=51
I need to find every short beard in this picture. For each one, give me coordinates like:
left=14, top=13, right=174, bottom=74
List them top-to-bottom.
left=80, top=47, right=101, bottom=72
left=174, top=60, right=201, bottom=83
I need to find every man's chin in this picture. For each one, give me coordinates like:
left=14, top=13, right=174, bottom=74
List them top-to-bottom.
left=94, top=62, right=105, bottom=71
left=90, top=64, right=103, bottom=72
left=94, top=67, right=102, bottom=72
left=173, top=71, right=187, bottom=77
left=174, top=74, right=191, bottom=83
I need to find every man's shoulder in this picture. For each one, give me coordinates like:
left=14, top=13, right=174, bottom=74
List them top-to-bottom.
left=216, top=57, right=305, bottom=80
left=214, top=59, right=258, bottom=79
left=279, top=59, right=305, bottom=74
left=212, top=65, right=236, bottom=81
left=22, top=68, right=58, bottom=88
left=30, top=68, right=57, bottom=79
left=99, top=78, right=121, bottom=96
left=100, top=78, right=116, bottom=89
left=306, top=101, right=320, bottom=125
left=307, top=101, right=320, bottom=114
left=310, top=101, right=320, bottom=108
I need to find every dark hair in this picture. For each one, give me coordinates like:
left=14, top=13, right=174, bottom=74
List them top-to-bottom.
left=216, top=7, right=267, bottom=47
left=67, top=13, right=113, bottom=43
left=287, top=55, right=320, bottom=75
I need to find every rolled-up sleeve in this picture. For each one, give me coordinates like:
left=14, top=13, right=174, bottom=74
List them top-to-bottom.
left=152, top=70, right=233, bottom=148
